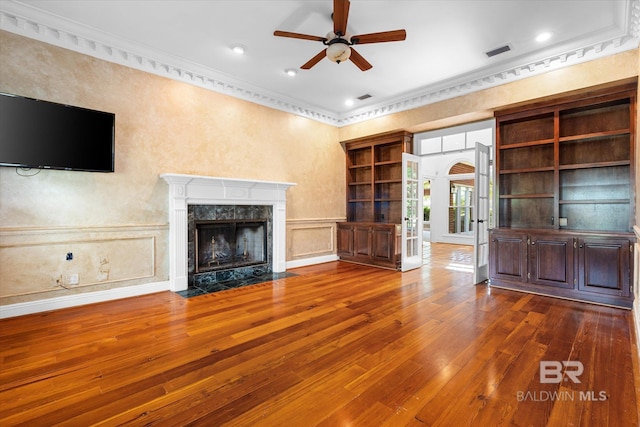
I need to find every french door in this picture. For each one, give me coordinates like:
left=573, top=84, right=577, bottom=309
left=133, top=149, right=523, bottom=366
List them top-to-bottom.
left=473, top=142, right=490, bottom=283
left=401, top=153, right=423, bottom=271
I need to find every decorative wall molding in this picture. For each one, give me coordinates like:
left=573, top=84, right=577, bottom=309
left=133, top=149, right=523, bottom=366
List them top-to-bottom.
left=1, top=1, right=638, bottom=127
left=287, top=221, right=336, bottom=258
left=0, top=223, right=168, bottom=298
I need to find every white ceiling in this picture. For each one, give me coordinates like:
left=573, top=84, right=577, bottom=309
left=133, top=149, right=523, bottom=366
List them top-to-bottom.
left=1, top=0, right=638, bottom=126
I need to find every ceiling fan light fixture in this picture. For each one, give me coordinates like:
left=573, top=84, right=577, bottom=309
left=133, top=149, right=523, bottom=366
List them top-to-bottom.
left=326, top=42, right=351, bottom=63
left=285, top=68, right=297, bottom=77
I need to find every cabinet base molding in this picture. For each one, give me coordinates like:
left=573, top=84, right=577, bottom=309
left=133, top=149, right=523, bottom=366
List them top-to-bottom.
left=338, top=258, right=400, bottom=271
left=489, top=282, right=632, bottom=310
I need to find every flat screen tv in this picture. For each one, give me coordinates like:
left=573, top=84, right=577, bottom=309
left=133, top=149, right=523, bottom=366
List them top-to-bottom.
left=0, top=92, right=115, bottom=172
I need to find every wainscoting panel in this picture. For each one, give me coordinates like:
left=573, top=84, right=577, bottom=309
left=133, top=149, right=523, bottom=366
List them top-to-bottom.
left=286, top=219, right=340, bottom=261
left=0, top=224, right=168, bottom=299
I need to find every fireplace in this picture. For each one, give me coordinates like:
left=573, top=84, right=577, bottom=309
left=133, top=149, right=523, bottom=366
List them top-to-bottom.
left=160, top=174, right=295, bottom=292
left=188, top=204, right=273, bottom=288
left=195, top=220, right=267, bottom=273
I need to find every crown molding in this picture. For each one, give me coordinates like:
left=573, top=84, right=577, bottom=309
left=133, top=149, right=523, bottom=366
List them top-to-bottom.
left=1, top=0, right=638, bottom=127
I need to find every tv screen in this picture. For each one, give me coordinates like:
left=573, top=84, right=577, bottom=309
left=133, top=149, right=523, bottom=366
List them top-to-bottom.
left=0, top=93, right=115, bottom=172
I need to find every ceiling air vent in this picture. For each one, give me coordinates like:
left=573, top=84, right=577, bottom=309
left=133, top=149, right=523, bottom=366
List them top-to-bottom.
left=485, top=45, right=511, bottom=58
left=357, top=94, right=372, bottom=101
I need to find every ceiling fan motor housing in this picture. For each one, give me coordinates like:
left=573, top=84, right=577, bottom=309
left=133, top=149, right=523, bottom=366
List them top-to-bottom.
left=273, top=0, right=405, bottom=70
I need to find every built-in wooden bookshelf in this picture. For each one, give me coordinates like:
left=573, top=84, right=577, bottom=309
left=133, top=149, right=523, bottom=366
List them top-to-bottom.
left=490, top=82, right=636, bottom=308
left=339, top=130, right=413, bottom=269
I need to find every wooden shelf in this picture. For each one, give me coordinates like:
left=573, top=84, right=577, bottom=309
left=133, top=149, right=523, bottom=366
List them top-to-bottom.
left=491, top=81, right=636, bottom=308
left=496, top=84, right=635, bottom=233
left=558, top=129, right=630, bottom=143
left=340, top=131, right=413, bottom=269
left=342, top=131, right=413, bottom=224
left=498, top=139, right=554, bottom=149
left=559, top=160, right=631, bottom=170
left=500, top=166, right=554, bottom=174
left=499, top=194, right=554, bottom=199
left=559, top=199, right=630, bottom=204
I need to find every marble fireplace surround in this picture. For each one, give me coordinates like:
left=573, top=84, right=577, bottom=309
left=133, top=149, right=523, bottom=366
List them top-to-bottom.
left=160, top=174, right=296, bottom=292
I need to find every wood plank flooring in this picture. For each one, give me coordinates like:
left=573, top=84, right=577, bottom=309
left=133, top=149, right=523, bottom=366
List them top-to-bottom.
left=1, top=243, right=638, bottom=426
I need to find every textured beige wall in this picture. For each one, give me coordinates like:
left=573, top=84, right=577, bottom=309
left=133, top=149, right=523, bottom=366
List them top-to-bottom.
left=0, top=28, right=638, bottom=307
left=0, top=31, right=343, bottom=303
left=339, top=49, right=640, bottom=140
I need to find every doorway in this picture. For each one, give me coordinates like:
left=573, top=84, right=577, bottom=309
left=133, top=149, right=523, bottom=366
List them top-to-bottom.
left=414, top=120, right=494, bottom=275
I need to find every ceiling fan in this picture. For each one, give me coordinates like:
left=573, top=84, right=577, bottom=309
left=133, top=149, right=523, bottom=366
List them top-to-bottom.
left=273, top=0, right=406, bottom=71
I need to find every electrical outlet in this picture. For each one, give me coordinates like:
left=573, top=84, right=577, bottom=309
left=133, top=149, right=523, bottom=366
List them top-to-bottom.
left=559, top=217, right=568, bottom=227
left=67, top=273, right=79, bottom=285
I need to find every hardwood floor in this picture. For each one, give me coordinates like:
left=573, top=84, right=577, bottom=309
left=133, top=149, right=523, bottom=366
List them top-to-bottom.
left=1, top=243, right=638, bottom=426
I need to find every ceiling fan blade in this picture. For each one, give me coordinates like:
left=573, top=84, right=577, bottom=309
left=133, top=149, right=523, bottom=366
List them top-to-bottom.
left=333, top=0, right=350, bottom=36
left=351, top=29, right=407, bottom=44
left=273, top=30, right=326, bottom=42
left=349, top=48, right=372, bottom=71
left=301, top=49, right=327, bottom=69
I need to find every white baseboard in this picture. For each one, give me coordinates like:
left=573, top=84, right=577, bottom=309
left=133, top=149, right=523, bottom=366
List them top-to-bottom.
left=287, top=254, right=339, bottom=269
left=0, top=256, right=337, bottom=319
left=0, top=281, right=171, bottom=319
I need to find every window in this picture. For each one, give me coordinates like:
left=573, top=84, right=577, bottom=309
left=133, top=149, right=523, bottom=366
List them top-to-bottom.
left=448, top=162, right=475, bottom=235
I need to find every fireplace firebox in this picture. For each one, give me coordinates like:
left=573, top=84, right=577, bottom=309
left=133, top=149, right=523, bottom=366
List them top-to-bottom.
left=195, top=220, right=267, bottom=273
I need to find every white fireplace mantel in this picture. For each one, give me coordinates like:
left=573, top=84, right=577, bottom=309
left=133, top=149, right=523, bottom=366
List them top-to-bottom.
left=160, top=173, right=296, bottom=291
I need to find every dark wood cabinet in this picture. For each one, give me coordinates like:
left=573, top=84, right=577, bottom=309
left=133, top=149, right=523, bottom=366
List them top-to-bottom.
left=490, top=82, right=636, bottom=308
left=338, top=130, right=413, bottom=269
left=337, top=222, right=401, bottom=269
left=490, top=229, right=633, bottom=308
left=489, top=230, right=528, bottom=283
left=489, top=230, right=575, bottom=289
left=529, top=234, right=574, bottom=289
left=578, top=237, right=632, bottom=299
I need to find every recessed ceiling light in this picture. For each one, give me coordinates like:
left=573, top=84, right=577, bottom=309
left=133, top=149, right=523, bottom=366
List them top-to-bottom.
left=536, top=32, right=552, bottom=42
left=232, top=44, right=246, bottom=55
left=285, top=69, right=297, bottom=77
left=344, top=99, right=354, bottom=107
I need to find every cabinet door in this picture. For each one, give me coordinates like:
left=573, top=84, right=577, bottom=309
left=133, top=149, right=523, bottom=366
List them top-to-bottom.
left=337, top=224, right=354, bottom=257
left=354, top=225, right=372, bottom=257
left=371, top=225, right=395, bottom=263
left=489, top=231, right=528, bottom=283
left=529, top=235, right=574, bottom=289
left=578, top=238, right=631, bottom=297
